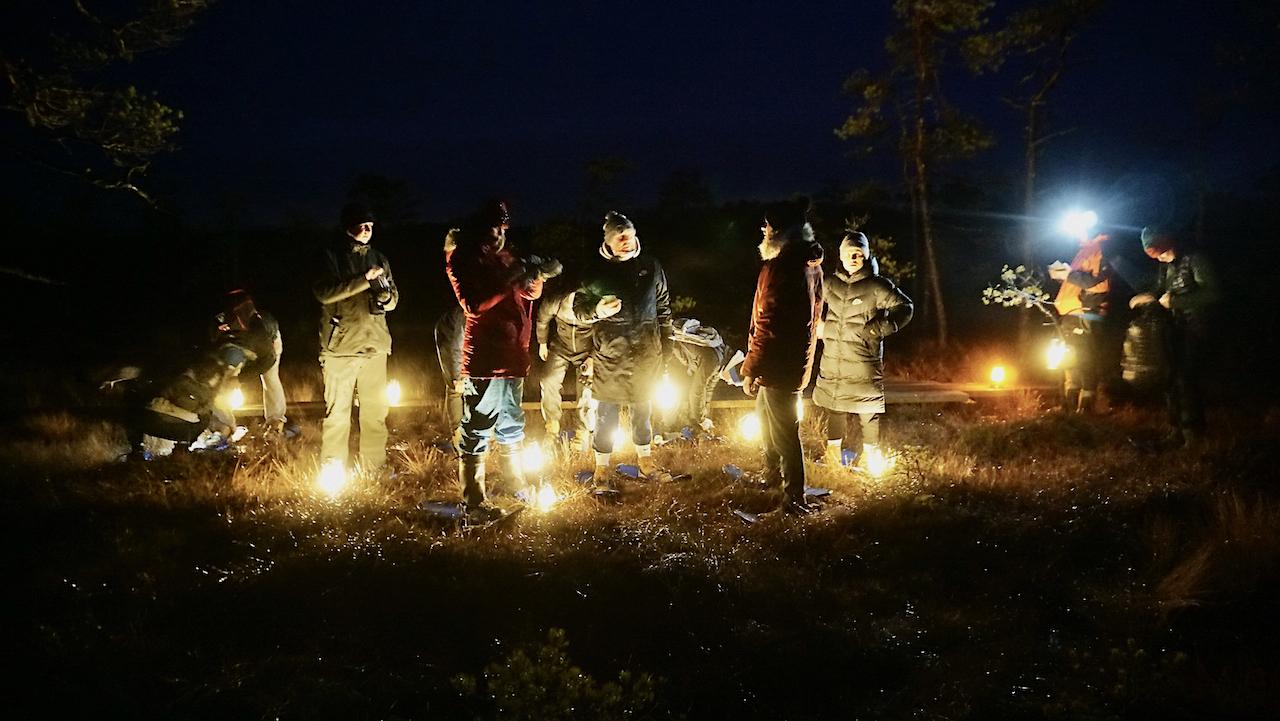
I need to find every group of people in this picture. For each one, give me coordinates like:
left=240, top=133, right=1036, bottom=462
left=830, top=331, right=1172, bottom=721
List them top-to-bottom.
left=131, top=193, right=1213, bottom=521
left=397, top=198, right=913, bottom=521
left=1048, top=223, right=1220, bottom=448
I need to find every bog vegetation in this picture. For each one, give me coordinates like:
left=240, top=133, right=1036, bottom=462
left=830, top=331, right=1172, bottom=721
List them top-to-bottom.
left=6, top=386, right=1279, bottom=720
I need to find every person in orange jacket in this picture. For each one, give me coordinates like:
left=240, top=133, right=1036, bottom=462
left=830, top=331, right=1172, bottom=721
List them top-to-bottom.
left=1049, top=231, right=1113, bottom=412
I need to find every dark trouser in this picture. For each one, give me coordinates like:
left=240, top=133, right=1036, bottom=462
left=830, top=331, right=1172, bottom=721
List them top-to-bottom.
left=1062, top=314, right=1103, bottom=394
left=1167, top=317, right=1208, bottom=434
left=540, top=345, right=590, bottom=429
left=757, top=386, right=805, bottom=502
left=593, top=401, right=653, bottom=452
left=822, top=409, right=881, bottom=447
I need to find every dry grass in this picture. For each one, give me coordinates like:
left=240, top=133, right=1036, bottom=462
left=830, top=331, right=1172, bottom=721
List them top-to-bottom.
left=6, top=401, right=1280, bottom=720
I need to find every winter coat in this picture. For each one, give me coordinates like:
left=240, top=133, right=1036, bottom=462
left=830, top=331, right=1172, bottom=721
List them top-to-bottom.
left=740, top=228, right=825, bottom=391
left=446, top=235, right=543, bottom=379
left=1053, top=235, right=1112, bottom=318
left=313, top=240, right=398, bottom=356
left=573, top=249, right=673, bottom=403
left=1156, top=251, right=1220, bottom=326
left=813, top=267, right=913, bottom=413
left=536, top=284, right=595, bottom=361
left=434, top=307, right=464, bottom=384
left=211, top=311, right=279, bottom=378
left=670, top=320, right=729, bottom=425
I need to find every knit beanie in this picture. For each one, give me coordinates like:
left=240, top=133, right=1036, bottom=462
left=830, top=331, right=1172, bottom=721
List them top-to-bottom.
left=763, top=197, right=811, bottom=231
left=340, top=202, right=376, bottom=230
left=602, top=210, right=635, bottom=243
left=1140, top=226, right=1174, bottom=258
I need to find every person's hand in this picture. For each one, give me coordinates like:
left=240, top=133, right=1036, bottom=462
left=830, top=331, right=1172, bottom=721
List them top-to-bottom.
left=1047, top=262, right=1070, bottom=281
left=365, top=266, right=384, bottom=281
left=1158, top=292, right=1172, bottom=309
left=1129, top=293, right=1156, bottom=309
left=596, top=295, right=622, bottom=319
left=538, top=343, right=549, bottom=361
left=582, top=357, right=594, bottom=377
left=742, top=374, right=759, bottom=398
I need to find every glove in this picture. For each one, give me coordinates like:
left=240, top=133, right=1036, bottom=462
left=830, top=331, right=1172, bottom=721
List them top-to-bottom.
left=524, top=254, right=563, bottom=281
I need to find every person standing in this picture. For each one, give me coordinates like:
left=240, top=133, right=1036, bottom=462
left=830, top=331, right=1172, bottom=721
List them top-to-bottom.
left=740, top=198, right=824, bottom=515
left=446, top=200, right=559, bottom=522
left=313, top=202, right=398, bottom=474
left=574, top=211, right=674, bottom=490
left=1131, top=226, right=1221, bottom=448
left=1049, top=230, right=1113, bottom=412
left=812, top=231, right=913, bottom=468
left=536, top=277, right=596, bottom=438
left=209, top=288, right=289, bottom=440
left=433, top=305, right=464, bottom=446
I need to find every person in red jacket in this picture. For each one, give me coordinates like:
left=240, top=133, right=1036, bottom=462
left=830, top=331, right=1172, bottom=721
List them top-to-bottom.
left=740, top=197, right=824, bottom=514
left=445, top=200, right=560, bottom=522
left=1049, top=231, right=1113, bottom=412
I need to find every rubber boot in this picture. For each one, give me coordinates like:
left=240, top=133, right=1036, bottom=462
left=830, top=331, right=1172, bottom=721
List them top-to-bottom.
left=1063, top=387, right=1081, bottom=413
left=1076, top=390, right=1096, bottom=414
left=824, top=440, right=843, bottom=468
left=498, top=442, right=528, bottom=495
left=636, top=449, right=673, bottom=482
left=592, top=452, right=614, bottom=492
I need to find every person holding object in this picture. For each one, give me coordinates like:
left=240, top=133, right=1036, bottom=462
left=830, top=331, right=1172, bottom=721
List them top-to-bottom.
left=740, top=198, right=824, bottom=515
left=446, top=200, right=560, bottom=523
left=313, top=202, right=398, bottom=474
left=573, top=210, right=675, bottom=490
left=1130, top=226, right=1221, bottom=449
left=1049, top=229, right=1113, bottom=412
left=812, top=231, right=912, bottom=469
left=536, top=275, right=597, bottom=438
left=208, top=288, right=288, bottom=443
left=665, top=318, right=733, bottom=436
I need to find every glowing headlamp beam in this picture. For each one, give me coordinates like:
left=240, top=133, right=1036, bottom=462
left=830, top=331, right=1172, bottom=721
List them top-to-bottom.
left=1058, top=209, right=1098, bottom=238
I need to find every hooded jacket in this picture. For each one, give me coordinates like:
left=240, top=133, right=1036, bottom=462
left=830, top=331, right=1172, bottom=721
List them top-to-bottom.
left=740, top=224, right=825, bottom=391
left=445, top=230, right=543, bottom=378
left=313, top=239, right=398, bottom=356
left=573, top=243, right=673, bottom=403
left=1155, top=251, right=1221, bottom=325
left=813, top=262, right=913, bottom=413
left=536, top=284, right=595, bottom=360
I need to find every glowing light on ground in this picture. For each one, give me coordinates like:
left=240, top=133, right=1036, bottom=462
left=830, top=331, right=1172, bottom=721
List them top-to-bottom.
left=1058, top=209, right=1098, bottom=237
left=1046, top=338, right=1069, bottom=370
left=989, top=365, right=1007, bottom=386
left=654, top=373, right=678, bottom=412
left=385, top=379, right=402, bottom=406
left=224, top=386, right=245, bottom=411
left=738, top=412, right=762, bottom=442
left=521, top=441, right=545, bottom=474
left=862, top=446, right=895, bottom=478
left=316, top=459, right=349, bottom=499
left=534, top=482, right=559, bottom=512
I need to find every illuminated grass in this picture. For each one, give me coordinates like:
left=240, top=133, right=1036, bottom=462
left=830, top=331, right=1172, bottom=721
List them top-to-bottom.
left=5, top=402, right=1280, bottom=719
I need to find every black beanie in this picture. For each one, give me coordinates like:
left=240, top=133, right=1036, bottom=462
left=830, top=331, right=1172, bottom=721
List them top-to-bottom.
left=763, top=196, right=811, bottom=230
left=340, top=202, right=376, bottom=229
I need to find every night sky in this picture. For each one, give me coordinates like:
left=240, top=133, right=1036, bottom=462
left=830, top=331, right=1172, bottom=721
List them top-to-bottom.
left=96, top=0, right=1270, bottom=226
left=8, top=1, right=1280, bottom=226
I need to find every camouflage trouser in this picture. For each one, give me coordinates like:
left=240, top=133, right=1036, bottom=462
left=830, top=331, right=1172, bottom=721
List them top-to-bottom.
left=320, top=353, right=389, bottom=470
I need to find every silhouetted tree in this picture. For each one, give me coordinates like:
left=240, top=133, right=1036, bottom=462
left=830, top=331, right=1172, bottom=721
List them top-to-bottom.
left=0, top=0, right=213, bottom=204
left=838, top=0, right=994, bottom=345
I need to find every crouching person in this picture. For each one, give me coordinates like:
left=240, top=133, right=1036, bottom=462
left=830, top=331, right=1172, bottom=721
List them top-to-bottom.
left=741, top=198, right=824, bottom=515
left=446, top=201, right=559, bottom=522
left=574, top=211, right=675, bottom=490
left=813, top=231, right=912, bottom=469
left=666, top=318, right=733, bottom=436
left=138, top=344, right=251, bottom=458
